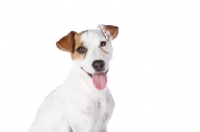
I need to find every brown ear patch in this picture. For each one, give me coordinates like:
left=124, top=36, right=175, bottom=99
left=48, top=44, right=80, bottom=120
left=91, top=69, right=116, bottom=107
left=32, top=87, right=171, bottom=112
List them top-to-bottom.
left=104, top=25, right=118, bottom=40
left=56, top=30, right=87, bottom=60
left=56, top=31, right=77, bottom=53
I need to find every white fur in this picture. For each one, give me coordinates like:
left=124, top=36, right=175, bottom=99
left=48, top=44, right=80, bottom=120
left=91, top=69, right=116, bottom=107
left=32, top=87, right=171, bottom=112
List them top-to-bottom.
left=29, top=28, right=115, bottom=132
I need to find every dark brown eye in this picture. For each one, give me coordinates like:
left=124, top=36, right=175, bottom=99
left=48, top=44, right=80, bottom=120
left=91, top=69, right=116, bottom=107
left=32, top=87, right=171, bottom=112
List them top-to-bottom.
left=100, top=41, right=106, bottom=47
left=76, top=46, right=86, bottom=54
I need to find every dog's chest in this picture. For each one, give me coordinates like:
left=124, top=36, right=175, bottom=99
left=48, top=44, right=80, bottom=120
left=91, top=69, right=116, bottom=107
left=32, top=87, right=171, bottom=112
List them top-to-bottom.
left=72, top=88, right=114, bottom=126
left=92, top=91, right=115, bottom=130
left=79, top=92, right=111, bottom=117
left=99, top=95, right=114, bottom=122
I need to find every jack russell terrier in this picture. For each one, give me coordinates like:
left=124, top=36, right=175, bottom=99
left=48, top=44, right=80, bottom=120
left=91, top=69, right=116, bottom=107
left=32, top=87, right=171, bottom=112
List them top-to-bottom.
left=28, top=24, right=118, bottom=132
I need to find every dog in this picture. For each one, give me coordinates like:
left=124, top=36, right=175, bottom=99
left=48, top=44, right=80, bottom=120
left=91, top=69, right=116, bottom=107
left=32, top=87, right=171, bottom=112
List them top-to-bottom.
left=28, top=24, right=118, bottom=132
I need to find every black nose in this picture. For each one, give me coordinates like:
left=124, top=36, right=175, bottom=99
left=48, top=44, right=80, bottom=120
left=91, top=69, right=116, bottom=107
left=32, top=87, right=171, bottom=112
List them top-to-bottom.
left=92, top=60, right=105, bottom=71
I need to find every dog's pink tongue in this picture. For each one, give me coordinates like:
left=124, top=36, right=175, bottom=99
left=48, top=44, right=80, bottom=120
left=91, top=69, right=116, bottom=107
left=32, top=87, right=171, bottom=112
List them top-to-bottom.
left=92, top=73, right=107, bottom=90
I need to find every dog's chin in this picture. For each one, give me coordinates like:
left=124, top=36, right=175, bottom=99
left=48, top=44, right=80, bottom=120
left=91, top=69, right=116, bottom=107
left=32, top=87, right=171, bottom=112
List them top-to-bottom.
left=81, top=67, right=109, bottom=90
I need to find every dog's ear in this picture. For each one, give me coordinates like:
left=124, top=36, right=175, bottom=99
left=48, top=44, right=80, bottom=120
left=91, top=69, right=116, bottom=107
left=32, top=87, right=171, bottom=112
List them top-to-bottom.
left=104, top=25, right=119, bottom=40
left=56, top=31, right=77, bottom=53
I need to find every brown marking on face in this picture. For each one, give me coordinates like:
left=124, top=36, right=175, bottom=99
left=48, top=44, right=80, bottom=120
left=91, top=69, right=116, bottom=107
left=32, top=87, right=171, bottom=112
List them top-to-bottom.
left=104, top=25, right=119, bottom=40
left=56, top=30, right=88, bottom=60
left=71, top=31, right=88, bottom=60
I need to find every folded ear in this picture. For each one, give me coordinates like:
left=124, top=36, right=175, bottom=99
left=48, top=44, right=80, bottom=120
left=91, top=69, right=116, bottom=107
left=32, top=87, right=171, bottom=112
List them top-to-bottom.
left=104, top=25, right=119, bottom=40
left=56, top=31, right=77, bottom=53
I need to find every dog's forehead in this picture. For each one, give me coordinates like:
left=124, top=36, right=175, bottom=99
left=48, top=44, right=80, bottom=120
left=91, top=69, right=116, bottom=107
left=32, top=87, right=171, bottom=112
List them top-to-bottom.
left=80, top=29, right=106, bottom=46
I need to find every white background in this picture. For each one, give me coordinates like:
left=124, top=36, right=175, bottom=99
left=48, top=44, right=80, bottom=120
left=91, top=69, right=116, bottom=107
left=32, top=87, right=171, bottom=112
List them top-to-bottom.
left=0, top=0, right=200, bottom=132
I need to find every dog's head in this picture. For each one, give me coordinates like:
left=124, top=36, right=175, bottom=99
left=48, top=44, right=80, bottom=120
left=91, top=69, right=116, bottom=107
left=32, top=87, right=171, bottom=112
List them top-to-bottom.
left=56, top=24, right=118, bottom=90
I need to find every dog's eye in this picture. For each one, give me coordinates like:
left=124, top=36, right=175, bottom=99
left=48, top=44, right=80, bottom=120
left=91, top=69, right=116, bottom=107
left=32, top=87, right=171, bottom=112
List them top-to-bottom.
left=100, top=41, right=106, bottom=47
left=77, top=46, right=86, bottom=54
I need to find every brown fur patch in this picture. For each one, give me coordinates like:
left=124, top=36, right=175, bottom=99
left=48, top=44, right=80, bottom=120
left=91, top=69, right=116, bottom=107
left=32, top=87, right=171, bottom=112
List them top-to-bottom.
left=104, top=25, right=119, bottom=40
left=56, top=30, right=88, bottom=60
left=56, top=31, right=77, bottom=53
left=71, top=31, right=88, bottom=60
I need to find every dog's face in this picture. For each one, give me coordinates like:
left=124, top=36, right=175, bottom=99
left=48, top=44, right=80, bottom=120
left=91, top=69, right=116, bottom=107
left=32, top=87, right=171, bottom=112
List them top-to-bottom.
left=56, top=25, right=118, bottom=90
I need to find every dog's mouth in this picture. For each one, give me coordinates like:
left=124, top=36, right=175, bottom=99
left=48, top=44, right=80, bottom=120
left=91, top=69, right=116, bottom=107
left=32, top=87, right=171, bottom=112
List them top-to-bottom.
left=81, top=68, right=109, bottom=90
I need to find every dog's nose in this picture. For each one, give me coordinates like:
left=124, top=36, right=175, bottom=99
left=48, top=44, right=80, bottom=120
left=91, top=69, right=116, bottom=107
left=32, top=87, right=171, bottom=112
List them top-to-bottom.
left=92, top=60, right=105, bottom=71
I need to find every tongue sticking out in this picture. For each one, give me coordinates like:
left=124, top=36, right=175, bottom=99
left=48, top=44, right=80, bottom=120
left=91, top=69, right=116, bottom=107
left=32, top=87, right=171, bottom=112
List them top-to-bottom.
left=92, top=73, right=107, bottom=90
